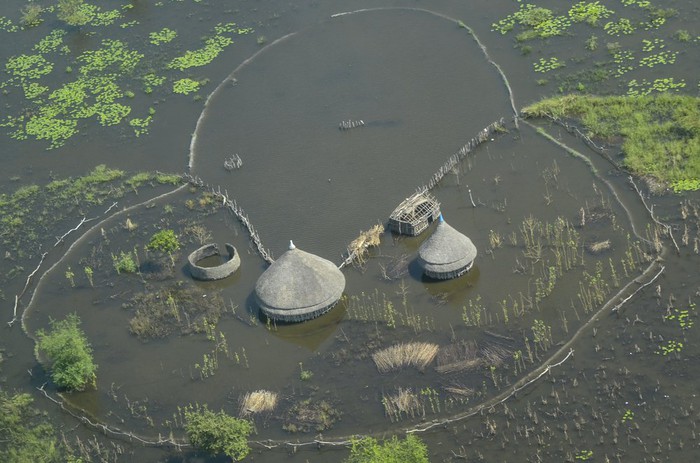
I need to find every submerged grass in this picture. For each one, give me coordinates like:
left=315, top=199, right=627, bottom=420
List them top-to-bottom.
left=523, top=94, right=700, bottom=189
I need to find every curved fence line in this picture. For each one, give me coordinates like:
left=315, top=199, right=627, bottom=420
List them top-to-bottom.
left=188, top=33, right=298, bottom=170
left=183, top=174, right=274, bottom=265
left=17, top=183, right=189, bottom=334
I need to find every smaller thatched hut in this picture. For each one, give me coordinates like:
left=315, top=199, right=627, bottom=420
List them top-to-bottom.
left=388, top=191, right=441, bottom=236
left=417, top=215, right=477, bottom=280
left=254, top=241, right=345, bottom=322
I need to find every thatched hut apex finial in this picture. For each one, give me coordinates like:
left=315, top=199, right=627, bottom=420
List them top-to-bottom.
left=289, top=240, right=296, bottom=250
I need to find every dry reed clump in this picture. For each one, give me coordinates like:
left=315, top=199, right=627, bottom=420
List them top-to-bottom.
left=348, top=224, right=384, bottom=265
left=586, top=239, right=611, bottom=254
left=436, top=340, right=480, bottom=374
left=436, top=341, right=512, bottom=374
left=372, top=342, right=439, bottom=373
left=382, top=388, right=423, bottom=422
left=239, top=390, right=278, bottom=416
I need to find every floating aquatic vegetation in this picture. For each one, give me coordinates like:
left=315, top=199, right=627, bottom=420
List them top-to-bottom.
left=568, top=1, right=615, bottom=26
left=492, top=4, right=571, bottom=41
left=0, top=5, right=253, bottom=148
left=90, top=9, right=122, bottom=27
left=0, top=16, right=19, bottom=32
left=603, top=17, right=636, bottom=36
left=168, top=23, right=252, bottom=70
left=149, top=27, right=177, bottom=45
left=33, top=30, right=67, bottom=54
left=2, top=40, right=145, bottom=147
left=611, top=49, right=635, bottom=77
left=638, top=49, right=677, bottom=68
left=4, top=53, right=54, bottom=81
left=534, top=57, right=565, bottom=73
left=626, top=77, right=685, bottom=96
left=173, top=78, right=200, bottom=95
left=129, top=114, right=154, bottom=137
left=656, top=339, right=683, bottom=356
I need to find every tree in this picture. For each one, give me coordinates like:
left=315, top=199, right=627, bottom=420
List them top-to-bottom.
left=56, top=0, right=95, bottom=27
left=36, top=314, right=97, bottom=391
left=0, top=391, right=61, bottom=463
left=184, top=404, right=253, bottom=461
left=345, top=435, right=430, bottom=463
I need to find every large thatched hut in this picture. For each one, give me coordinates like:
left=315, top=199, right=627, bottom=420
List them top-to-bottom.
left=388, top=191, right=441, bottom=236
left=417, top=215, right=477, bottom=280
left=254, top=241, right=345, bottom=322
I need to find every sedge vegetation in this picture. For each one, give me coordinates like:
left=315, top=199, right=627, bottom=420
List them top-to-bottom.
left=522, top=94, right=700, bottom=191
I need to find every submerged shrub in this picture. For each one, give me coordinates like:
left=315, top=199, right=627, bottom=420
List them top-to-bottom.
left=147, top=229, right=181, bottom=254
left=112, top=250, right=138, bottom=274
left=36, top=314, right=97, bottom=391
left=184, top=405, right=253, bottom=461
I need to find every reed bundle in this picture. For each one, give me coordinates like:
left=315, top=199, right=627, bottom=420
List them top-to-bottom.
left=372, top=342, right=439, bottom=373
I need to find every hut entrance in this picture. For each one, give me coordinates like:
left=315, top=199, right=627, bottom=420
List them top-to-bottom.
left=388, top=191, right=441, bottom=236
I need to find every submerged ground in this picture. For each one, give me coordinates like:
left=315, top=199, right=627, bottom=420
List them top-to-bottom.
left=1, top=0, right=699, bottom=462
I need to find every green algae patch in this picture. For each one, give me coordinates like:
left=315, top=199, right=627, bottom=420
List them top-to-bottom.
left=1, top=6, right=253, bottom=149
left=522, top=94, right=700, bottom=190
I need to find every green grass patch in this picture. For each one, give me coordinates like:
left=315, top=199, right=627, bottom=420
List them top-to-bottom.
left=522, top=94, right=700, bottom=188
left=0, top=166, right=181, bottom=260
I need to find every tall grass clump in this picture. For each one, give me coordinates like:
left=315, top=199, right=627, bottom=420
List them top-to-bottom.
left=372, top=342, right=439, bottom=373
left=239, top=390, right=278, bottom=416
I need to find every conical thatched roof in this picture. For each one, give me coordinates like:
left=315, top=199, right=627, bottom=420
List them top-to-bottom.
left=417, top=216, right=477, bottom=280
left=255, top=241, right=345, bottom=322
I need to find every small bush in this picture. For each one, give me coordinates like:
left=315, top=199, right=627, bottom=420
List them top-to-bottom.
left=20, top=4, right=44, bottom=27
left=147, top=229, right=180, bottom=254
left=112, top=251, right=138, bottom=274
left=36, top=314, right=97, bottom=391
left=184, top=405, right=253, bottom=461
left=345, top=435, right=429, bottom=463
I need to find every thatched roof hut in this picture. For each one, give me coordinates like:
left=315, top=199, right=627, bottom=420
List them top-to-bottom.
left=388, top=191, right=441, bottom=236
left=417, top=215, right=477, bottom=280
left=254, top=241, right=345, bottom=322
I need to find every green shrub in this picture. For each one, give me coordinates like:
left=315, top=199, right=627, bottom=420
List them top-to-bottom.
left=56, top=0, right=95, bottom=27
left=147, top=229, right=180, bottom=253
left=112, top=251, right=138, bottom=274
left=36, top=314, right=97, bottom=391
left=0, top=391, right=60, bottom=462
left=184, top=405, right=253, bottom=461
left=345, top=435, right=430, bottom=463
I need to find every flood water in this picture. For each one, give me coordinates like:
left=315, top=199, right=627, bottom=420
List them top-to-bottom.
left=2, top=1, right=700, bottom=462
